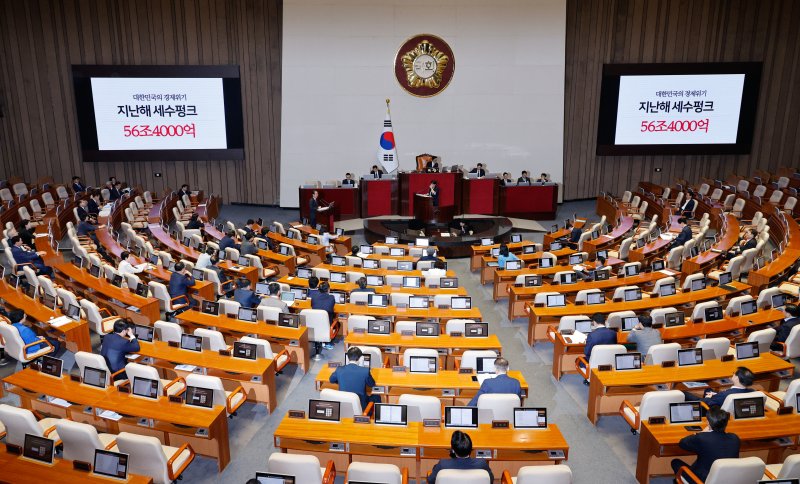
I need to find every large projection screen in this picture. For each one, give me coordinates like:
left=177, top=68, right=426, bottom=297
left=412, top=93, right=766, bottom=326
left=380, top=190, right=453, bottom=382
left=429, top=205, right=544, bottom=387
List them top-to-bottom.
left=596, top=63, right=761, bottom=156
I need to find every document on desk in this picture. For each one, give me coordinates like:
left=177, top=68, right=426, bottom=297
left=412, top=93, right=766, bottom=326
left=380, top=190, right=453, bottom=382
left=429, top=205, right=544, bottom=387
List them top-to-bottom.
left=659, top=234, right=676, bottom=240
left=659, top=269, right=677, bottom=276
left=48, top=316, right=72, bottom=328
left=570, top=331, right=588, bottom=344
left=175, top=364, right=197, bottom=372
left=476, top=374, right=497, bottom=385
left=682, top=381, right=708, bottom=389
left=46, top=396, right=71, bottom=407
left=98, top=409, right=123, bottom=421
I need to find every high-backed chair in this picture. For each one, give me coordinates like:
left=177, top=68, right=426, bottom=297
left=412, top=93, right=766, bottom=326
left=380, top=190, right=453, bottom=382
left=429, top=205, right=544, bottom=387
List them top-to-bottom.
left=148, top=281, right=190, bottom=318
left=756, top=287, right=782, bottom=309
left=725, top=295, right=754, bottom=316
left=79, top=299, right=117, bottom=336
left=691, top=301, right=720, bottom=322
left=301, top=308, right=340, bottom=359
left=347, top=315, right=375, bottom=333
left=154, top=320, right=182, bottom=343
left=0, top=322, right=54, bottom=364
left=772, top=325, right=800, bottom=359
left=193, top=328, right=231, bottom=352
left=744, top=328, right=776, bottom=354
left=240, top=336, right=290, bottom=372
left=696, top=337, right=730, bottom=360
left=645, top=343, right=681, bottom=365
left=575, top=344, right=627, bottom=382
left=402, top=348, right=440, bottom=368
left=459, top=350, right=498, bottom=370
left=75, top=351, right=120, bottom=386
left=123, top=362, right=185, bottom=396
left=185, top=374, right=245, bottom=416
left=765, top=379, right=800, bottom=412
left=319, top=388, right=370, bottom=417
left=620, top=390, right=684, bottom=433
left=719, top=391, right=767, bottom=415
left=476, top=393, right=520, bottom=424
left=398, top=394, right=442, bottom=422
left=0, top=404, right=61, bottom=447
left=56, top=419, right=117, bottom=463
left=115, top=432, right=195, bottom=484
left=267, top=453, right=335, bottom=484
left=763, top=454, right=800, bottom=481
left=676, top=456, right=765, bottom=484
left=346, top=462, right=406, bottom=484
left=502, top=465, right=573, bottom=484
left=435, top=469, right=491, bottom=484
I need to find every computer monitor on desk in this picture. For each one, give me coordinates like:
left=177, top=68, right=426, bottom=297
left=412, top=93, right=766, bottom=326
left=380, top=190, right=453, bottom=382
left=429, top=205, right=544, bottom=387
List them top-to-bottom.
left=367, top=319, right=390, bottom=334
left=416, top=321, right=439, bottom=336
left=465, top=322, right=489, bottom=337
left=132, top=323, right=154, bottom=342
left=180, top=334, right=203, bottom=352
left=735, top=341, right=759, bottom=360
left=678, top=348, right=703, bottom=366
left=614, top=353, right=642, bottom=370
left=40, top=355, right=63, bottom=378
left=409, top=355, right=437, bottom=373
left=476, top=356, right=496, bottom=374
left=82, top=367, right=108, bottom=389
left=132, top=376, right=159, bottom=399
left=185, top=386, right=215, bottom=409
left=733, top=397, right=765, bottom=420
left=308, top=399, right=340, bottom=422
left=669, top=402, right=701, bottom=424
left=374, top=404, right=408, bottom=426
left=445, top=406, right=478, bottom=428
left=513, top=408, right=547, bottom=429
left=23, top=434, right=55, bottom=464
left=93, top=449, right=129, bottom=479
left=255, top=473, right=295, bottom=484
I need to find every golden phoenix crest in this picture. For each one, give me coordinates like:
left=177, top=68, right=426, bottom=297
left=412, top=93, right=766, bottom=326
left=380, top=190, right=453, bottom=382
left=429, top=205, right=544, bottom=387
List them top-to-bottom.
left=400, top=40, right=449, bottom=89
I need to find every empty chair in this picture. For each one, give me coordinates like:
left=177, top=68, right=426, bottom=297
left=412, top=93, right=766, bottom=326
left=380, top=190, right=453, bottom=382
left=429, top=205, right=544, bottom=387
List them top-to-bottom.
left=769, top=189, right=784, bottom=204
left=666, top=246, right=683, bottom=269
left=682, top=273, right=704, bottom=291
left=652, top=277, right=676, bottom=296
left=756, top=287, right=782, bottom=309
left=575, top=288, right=603, bottom=305
left=350, top=291, right=370, bottom=305
left=724, top=295, right=754, bottom=316
left=80, top=299, right=117, bottom=336
left=218, top=299, right=241, bottom=317
left=691, top=301, right=720, bottom=321
left=650, top=307, right=679, bottom=326
left=301, top=308, right=340, bottom=359
left=347, top=314, right=375, bottom=333
left=445, top=319, right=476, bottom=336
left=154, top=320, right=182, bottom=343
left=193, top=328, right=230, bottom=352
left=745, top=328, right=776, bottom=354
left=696, top=337, right=730, bottom=360
left=645, top=343, right=681, bottom=365
left=576, top=344, right=627, bottom=382
left=402, top=348, right=439, bottom=368
left=459, top=350, right=499, bottom=370
left=74, top=351, right=118, bottom=386
left=124, top=362, right=185, bottom=396
left=185, top=374, right=246, bottom=415
left=765, top=379, right=800, bottom=412
left=320, top=388, right=369, bottom=417
left=620, top=390, right=684, bottom=433
left=476, top=393, right=520, bottom=424
left=398, top=394, right=442, bottom=422
left=0, top=404, right=61, bottom=447
left=56, top=419, right=117, bottom=463
left=115, top=432, right=195, bottom=484
left=267, top=453, right=334, bottom=484
left=763, top=454, right=800, bottom=481
left=676, top=456, right=765, bottom=484
left=346, top=462, right=405, bottom=484
left=503, top=465, right=573, bottom=484
left=434, top=469, right=491, bottom=484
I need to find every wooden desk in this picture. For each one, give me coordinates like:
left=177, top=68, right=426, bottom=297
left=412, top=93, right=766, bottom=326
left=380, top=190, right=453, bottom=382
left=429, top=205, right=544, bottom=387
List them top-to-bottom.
left=681, top=214, right=740, bottom=275
left=748, top=214, right=800, bottom=294
left=543, top=220, right=586, bottom=250
left=288, top=221, right=353, bottom=255
left=203, top=223, right=298, bottom=277
left=268, top=232, right=327, bottom=266
left=470, top=240, right=535, bottom=272
left=479, top=248, right=576, bottom=286
left=308, top=264, right=457, bottom=279
left=506, top=270, right=678, bottom=320
left=277, top=276, right=468, bottom=297
left=0, top=281, right=92, bottom=353
left=525, top=282, right=750, bottom=345
left=329, top=304, right=482, bottom=335
left=549, top=308, right=786, bottom=381
left=177, top=311, right=310, bottom=372
left=343, top=333, right=502, bottom=369
left=135, top=340, right=278, bottom=411
left=587, top=353, right=793, bottom=424
left=316, top=367, right=528, bottom=406
left=3, top=369, right=231, bottom=470
left=637, top=413, right=800, bottom=483
left=274, top=417, right=568, bottom=480
left=0, top=451, right=153, bottom=483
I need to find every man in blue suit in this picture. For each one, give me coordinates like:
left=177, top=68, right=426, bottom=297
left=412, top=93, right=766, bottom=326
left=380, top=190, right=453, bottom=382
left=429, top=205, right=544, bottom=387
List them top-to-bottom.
left=670, top=217, right=693, bottom=248
left=219, top=231, right=240, bottom=254
left=9, top=236, right=53, bottom=277
left=168, top=262, right=196, bottom=308
left=233, top=278, right=261, bottom=308
left=311, top=282, right=336, bottom=349
left=773, top=304, right=800, bottom=351
left=8, top=310, right=60, bottom=356
left=581, top=313, right=617, bottom=368
left=100, top=319, right=140, bottom=380
left=329, top=347, right=380, bottom=410
left=467, top=357, right=523, bottom=406
left=684, top=366, right=754, bottom=407
left=671, top=407, right=740, bottom=482
left=428, top=431, right=493, bottom=483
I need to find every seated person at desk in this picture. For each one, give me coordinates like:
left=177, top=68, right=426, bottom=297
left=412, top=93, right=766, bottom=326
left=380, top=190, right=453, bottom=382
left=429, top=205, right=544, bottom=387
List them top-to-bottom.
left=424, top=157, right=440, bottom=173
left=469, top=163, right=487, bottom=177
left=369, top=165, right=384, bottom=179
left=518, top=170, right=532, bottom=184
left=500, top=172, right=513, bottom=186
left=536, top=172, right=551, bottom=183
left=342, top=173, right=356, bottom=187
left=72, top=175, right=86, bottom=193
left=109, top=181, right=123, bottom=201
left=178, top=184, right=192, bottom=198
left=87, top=190, right=102, bottom=216
left=679, top=191, right=697, bottom=218
left=76, top=199, right=92, bottom=224
left=76, top=212, right=99, bottom=236
left=185, top=213, right=203, bottom=230
left=670, top=218, right=692, bottom=248
left=16, top=219, right=35, bottom=248
left=452, top=219, right=473, bottom=236
left=566, top=220, right=582, bottom=248
left=726, top=228, right=758, bottom=259
left=219, top=231, right=240, bottom=253
left=240, top=232, right=258, bottom=257
left=9, top=235, right=53, bottom=277
left=496, top=244, right=519, bottom=269
left=197, top=246, right=230, bottom=283
left=417, top=248, right=440, bottom=264
left=118, top=251, right=146, bottom=275
left=575, top=255, right=608, bottom=280
left=423, top=260, right=447, bottom=280
left=168, top=262, right=196, bottom=308
left=307, top=276, right=321, bottom=301
left=350, top=277, right=375, bottom=295
left=234, top=278, right=261, bottom=308
left=259, top=282, right=288, bottom=312
left=311, top=282, right=336, bottom=340
left=772, top=304, right=800, bottom=351
left=8, top=309, right=61, bottom=357
left=581, top=313, right=617, bottom=368
left=627, top=315, right=663, bottom=359
left=100, top=319, right=140, bottom=379
left=329, top=347, right=380, bottom=410
left=467, top=357, right=523, bottom=406
left=684, top=366, right=754, bottom=408
left=670, top=407, right=740, bottom=483
left=428, top=431, right=494, bottom=484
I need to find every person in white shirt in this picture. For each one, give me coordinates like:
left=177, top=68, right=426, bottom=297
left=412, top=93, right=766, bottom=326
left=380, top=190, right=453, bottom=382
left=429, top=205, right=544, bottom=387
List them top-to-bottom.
left=195, top=246, right=214, bottom=270
left=118, top=251, right=146, bottom=275
left=422, top=260, right=447, bottom=281
left=258, top=282, right=289, bottom=312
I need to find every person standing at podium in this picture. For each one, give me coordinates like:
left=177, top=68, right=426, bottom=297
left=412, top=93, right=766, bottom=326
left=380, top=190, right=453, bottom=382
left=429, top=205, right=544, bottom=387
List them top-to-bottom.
left=370, top=165, right=384, bottom=178
left=427, top=181, right=440, bottom=207
left=309, top=190, right=321, bottom=227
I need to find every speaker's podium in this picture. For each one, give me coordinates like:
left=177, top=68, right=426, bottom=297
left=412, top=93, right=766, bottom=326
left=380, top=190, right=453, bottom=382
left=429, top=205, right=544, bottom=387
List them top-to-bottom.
left=414, top=194, right=454, bottom=225
left=316, top=202, right=335, bottom=231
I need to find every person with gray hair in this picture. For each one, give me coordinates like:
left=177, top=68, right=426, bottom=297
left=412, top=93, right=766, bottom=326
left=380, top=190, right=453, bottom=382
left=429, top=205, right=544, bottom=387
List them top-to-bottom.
left=467, top=356, right=523, bottom=405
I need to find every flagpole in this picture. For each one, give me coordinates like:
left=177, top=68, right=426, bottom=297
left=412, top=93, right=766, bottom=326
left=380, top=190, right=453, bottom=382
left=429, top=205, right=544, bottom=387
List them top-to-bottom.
left=386, top=98, right=398, bottom=174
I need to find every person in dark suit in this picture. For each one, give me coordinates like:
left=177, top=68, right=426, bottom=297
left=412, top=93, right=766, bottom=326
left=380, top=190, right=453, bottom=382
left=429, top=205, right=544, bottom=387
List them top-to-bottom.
left=424, top=158, right=440, bottom=173
left=469, top=163, right=487, bottom=177
left=370, top=165, right=384, bottom=179
left=517, top=171, right=532, bottom=184
left=501, top=172, right=513, bottom=186
left=342, top=173, right=356, bottom=187
left=536, top=173, right=551, bottom=183
left=72, top=176, right=86, bottom=193
left=427, top=181, right=440, bottom=207
left=109, top=182, right=123, bottom=201
left=178, top=184, right=191, bottom=198
left=309, top=190, right=320, bottom=228
left=87, top=191, right=102, bottom=216
left=679, top=192, right=698, bottom=218
left=185, top=213, right=203, bottom=230
left=671, top=218, right=692, bottom=248
left=16, top=219, right=35, bottom=247
left=452, top=219, right=473, bottom=236
left=567, top=220, right=582, bottom=245
left=727, top=228, right=758, bottom=259
left=219, top=231, right=240, bottom=254
left=240, top=233, right=258, bottom=257
left=9, top=236, right=53, bottom=276
left=416, top=248, right=439, bottom=265
left=168, top=262, right=196, bottom=308
left=350, top=277, right=375, bottom=295
left=233, top=278, right=261, bottom=308
left=311, top=281, right=336, bottom=326
left=773, top=304, right=800, bottom=350
left=582, top=313, right=617, bottom=366
left=100, top=319, right=140, bottom=379
left=329, top=347, right=380, bottom=410
left=467, top=357, right=523, bottom=405
left=684, top=367, right=754, bottom=407
left=671, top=407, right=740, bottom=482
left=428, top=431, right=494, bottom=483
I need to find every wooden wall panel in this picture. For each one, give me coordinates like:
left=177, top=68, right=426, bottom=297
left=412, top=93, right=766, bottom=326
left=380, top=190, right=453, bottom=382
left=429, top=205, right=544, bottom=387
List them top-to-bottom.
left=0, top=0, right=282, bottom=204
left=564, top=0, right=800, bottom=200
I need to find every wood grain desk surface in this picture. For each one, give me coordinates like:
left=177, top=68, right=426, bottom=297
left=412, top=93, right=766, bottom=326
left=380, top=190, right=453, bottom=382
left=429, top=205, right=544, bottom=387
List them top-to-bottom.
left=310, top=263, right=458, bottom=278
left=508, top=270, right=678, bottom=297
left=277, top=276, right=468, bottom=296
left=178, top=310, right=308, bottom=340
left=344, top=333, right=502, bottom=351
left=135, top=340, right=273, bottom=375
left=316, top=367, right=528, bottom=391
left=642, top=411, right=800, bottom=446
left=0, top=451, right=153, bottom=483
